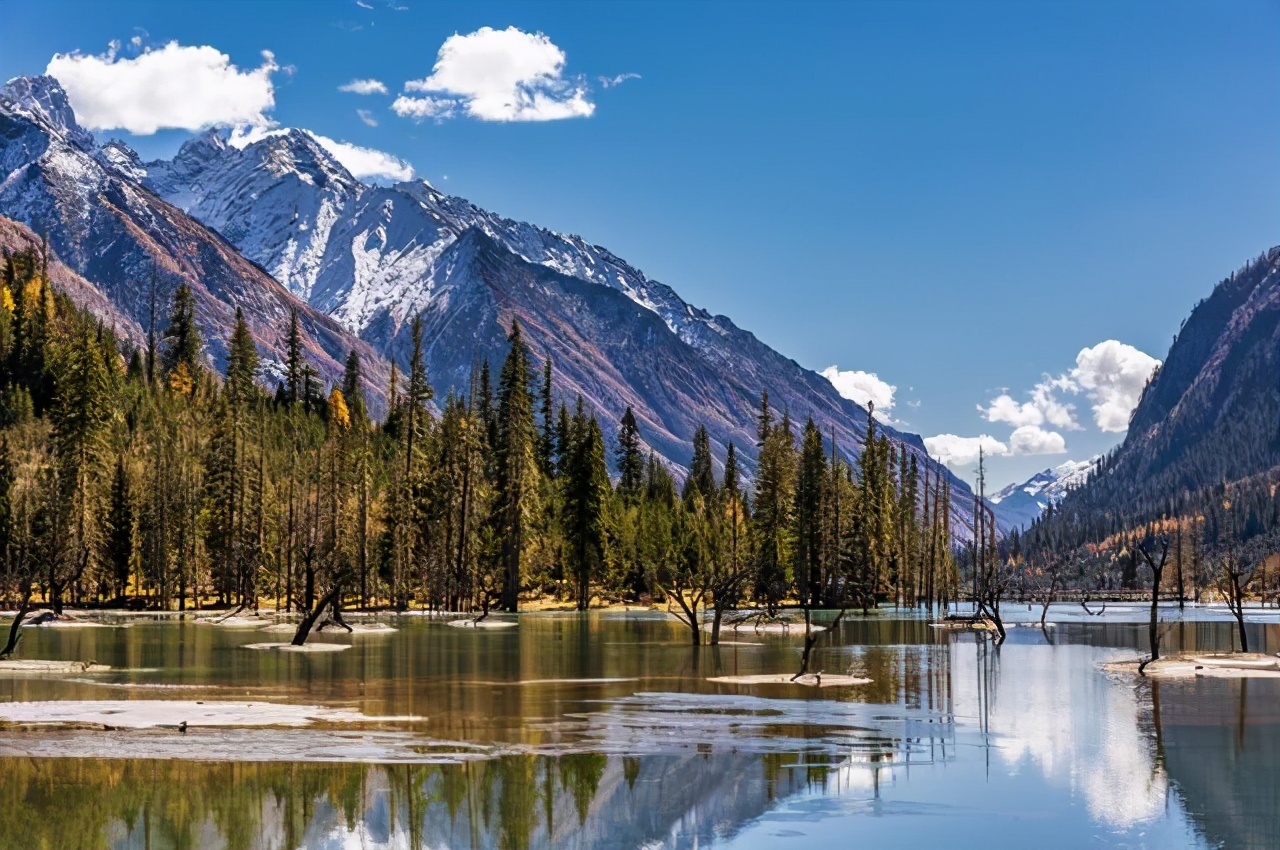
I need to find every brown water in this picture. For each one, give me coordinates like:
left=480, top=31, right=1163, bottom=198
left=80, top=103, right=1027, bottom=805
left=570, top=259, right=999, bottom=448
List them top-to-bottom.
left=1, top=608, right=1277, bottom=849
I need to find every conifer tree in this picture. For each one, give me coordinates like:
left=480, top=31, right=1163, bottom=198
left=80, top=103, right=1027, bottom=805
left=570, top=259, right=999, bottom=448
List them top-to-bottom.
left=161, top=282, right=201, bottom=377
left=285, top=308, right=303, bottom=406
left=495, top=319, right=539, bottom=611
left=563, top=404, right=611, bottom=609
left=615, top=406, right=644, bottom=500
left=794, top=417, right=825, bottom=607
left=683, top=425, right=716, bottom=503
left=105, top=455, right=133, bottom=599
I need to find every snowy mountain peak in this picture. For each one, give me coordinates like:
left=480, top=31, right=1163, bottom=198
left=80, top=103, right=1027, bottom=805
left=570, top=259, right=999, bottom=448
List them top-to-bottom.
left=0, top=75, right=94, bottom=151
left=94, top=139, right=146, bottom=181
left=990, top=456, right=1102, bottom=529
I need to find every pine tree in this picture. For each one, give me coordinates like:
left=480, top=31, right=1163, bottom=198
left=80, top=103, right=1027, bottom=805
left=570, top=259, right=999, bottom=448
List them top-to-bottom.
left=161, top=282, right=201, bottom=377
left=225, top=308, right=259, bottom=407
left=285, top=308, right=303, bottom=406
left=494, top=319, right=540, bottom=611
left=342, top=349, right=367, bottom=424
left=538, top=356, right=555, bottom=476
left=751, top=394, right=795, bottom=609
left=563, top=405, right=611, bottom=610
left=615, top=406, right=644, bottom=499
left=794, top=417, right=825, bottom=607
left=682, top=425, right=716, bottom=503
left=105, top=455, right=133, bottom=599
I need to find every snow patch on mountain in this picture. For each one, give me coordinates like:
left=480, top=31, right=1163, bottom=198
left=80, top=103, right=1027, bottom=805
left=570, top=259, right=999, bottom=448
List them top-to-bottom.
left=990, top=456, right=1102, bottom=529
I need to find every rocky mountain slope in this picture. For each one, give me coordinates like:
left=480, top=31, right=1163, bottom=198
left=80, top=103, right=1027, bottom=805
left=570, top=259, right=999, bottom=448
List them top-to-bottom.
left=0, top=73, right=982, bottom=528
left=0, top=76, right=390, bottom=404
left=127, top=113, right=962, bottom=483
left=1036, top=247, right=1280, bottom=536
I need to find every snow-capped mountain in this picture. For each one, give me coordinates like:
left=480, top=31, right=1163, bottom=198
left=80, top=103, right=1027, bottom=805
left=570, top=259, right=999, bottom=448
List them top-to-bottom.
left=0, top=73, right=982, bottom=530
left=0, top=76, right=390, bottom=402
left=127, top=123, right=959, bottom=482
left=990, top=456, right=1101, bottom=530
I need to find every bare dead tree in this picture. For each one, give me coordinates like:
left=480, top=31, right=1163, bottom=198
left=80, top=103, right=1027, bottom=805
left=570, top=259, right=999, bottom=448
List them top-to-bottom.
left=1137, top=525, right=1171, bottom=674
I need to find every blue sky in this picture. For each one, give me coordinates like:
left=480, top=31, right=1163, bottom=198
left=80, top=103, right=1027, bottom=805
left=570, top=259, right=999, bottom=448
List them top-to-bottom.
left=4, top=0, right=1279, bottom=488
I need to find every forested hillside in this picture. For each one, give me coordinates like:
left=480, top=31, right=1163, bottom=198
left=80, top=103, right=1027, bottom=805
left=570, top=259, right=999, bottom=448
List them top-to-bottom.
left=0, top=241, right=961, bottom=631
left=1016, top=248, right=1280, bottom=606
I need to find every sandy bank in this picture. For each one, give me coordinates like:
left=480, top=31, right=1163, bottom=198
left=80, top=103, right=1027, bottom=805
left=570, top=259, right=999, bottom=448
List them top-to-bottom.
left=447, top=619, right=518, bottom=629
left=242, top=642, right=351, bottom=653
left=1103, top=652, right=1280, bottom=679
left=0, top=659, right=111, bottom=674
left=708, top=673, right=871, bottom=687
left=0, top=699, right=417, bottom=728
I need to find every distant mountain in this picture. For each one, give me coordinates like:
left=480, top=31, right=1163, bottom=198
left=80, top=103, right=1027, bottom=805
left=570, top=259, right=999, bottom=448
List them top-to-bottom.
left=0, top=73, right=982, bottom=531
left=0, top=76, right=391, bottom=405
left=1030, top=247, right=1280, bottom=542
left=990, top=456, right=1100, bottom=530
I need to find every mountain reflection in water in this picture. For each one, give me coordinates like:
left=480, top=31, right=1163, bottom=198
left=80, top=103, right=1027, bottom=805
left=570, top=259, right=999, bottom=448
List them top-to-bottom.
left=0, top=611, right=1274, bottom=849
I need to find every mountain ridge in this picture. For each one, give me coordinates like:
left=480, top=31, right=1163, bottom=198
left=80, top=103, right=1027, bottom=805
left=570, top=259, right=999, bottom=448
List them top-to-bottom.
left=0, top=73, right=985, bottom=533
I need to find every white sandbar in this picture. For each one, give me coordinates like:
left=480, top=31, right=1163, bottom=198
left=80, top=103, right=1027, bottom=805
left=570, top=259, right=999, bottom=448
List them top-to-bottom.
left=242, top=642, right=351, bottom=653
left=1104, top=652, right=1280, bottom=679
left=0, top=659, right=111, bottom=674
left=708, top=673, right=871, bottom=687
left=0, top=699, right=416, bottom=728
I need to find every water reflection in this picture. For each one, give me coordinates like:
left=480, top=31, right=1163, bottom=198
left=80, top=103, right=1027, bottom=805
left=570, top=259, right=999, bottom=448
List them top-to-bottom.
left=0, top=613, right=1275, bottom=848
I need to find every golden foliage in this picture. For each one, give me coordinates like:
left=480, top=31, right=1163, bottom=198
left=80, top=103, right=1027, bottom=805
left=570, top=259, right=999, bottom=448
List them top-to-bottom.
left=168, top=361, right=194, bottom=397
left=329, top=387, right=350, bottom=430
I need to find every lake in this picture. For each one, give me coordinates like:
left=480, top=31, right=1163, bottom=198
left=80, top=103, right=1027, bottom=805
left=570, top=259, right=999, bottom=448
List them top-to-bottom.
left=1, top=605, right=1277, bottom=850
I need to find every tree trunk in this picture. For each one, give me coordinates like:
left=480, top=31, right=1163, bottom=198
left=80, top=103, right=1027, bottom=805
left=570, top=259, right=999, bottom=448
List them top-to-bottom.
left=292, top=581, right=344, bottom=646
left=0, top=583, right=33, bottom=659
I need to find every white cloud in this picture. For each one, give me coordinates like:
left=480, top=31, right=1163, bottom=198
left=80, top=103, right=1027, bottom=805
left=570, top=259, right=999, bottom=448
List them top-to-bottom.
left=356, top=0, right=374, bottom=7
left=400, top=26, right=594, bottom=122
left=47, top=42, right=279, bottom=134
left=598, top=72, right=640, bottom=88
left=339, top=78, right=387, bottom=95
left=391, top=94, right=457, bottom=121
left=356, top=108, right=378, bottom=127
left=309, top=133, right=413, bottom=181
left=981, top=340, right=1160, bottom=438
left=1068, top=340, right=1161, bottom=433
left=821, top=366, right=896, bottom=421
left=982, top=378, right=1078, bottom=430
left=1008, top=425, right=1067, bottom=456
left=924, top=434, right=1009, bottom=467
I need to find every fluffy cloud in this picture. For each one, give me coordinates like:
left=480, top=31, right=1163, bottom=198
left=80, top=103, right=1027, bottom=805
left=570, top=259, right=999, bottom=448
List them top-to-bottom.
left=398, top=26, right=594, bottom=122
left=47, top=42, right=279, bottom=134
left=339, top=78, right=388, bottom=95
left=391, top=94, right=457, bottom=121
left=356, top=108, right=378, bottom=127
left=309, top=133, right=413, bottom=181
left=982, top=340, right=1159, bottom=437
left=1069, top=340, right=1160, bottom=432
left=821, top=366, right=896, bottom=421
left=982, top=378, right=1078, bottom=430
left=1008, top=425, right=1067, bottom=456
left=924, top=434, right=1009, bottom=467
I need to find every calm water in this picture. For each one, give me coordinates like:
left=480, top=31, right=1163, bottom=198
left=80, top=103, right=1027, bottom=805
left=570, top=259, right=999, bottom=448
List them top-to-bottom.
left=1, top=607, right=1278, bottom=850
